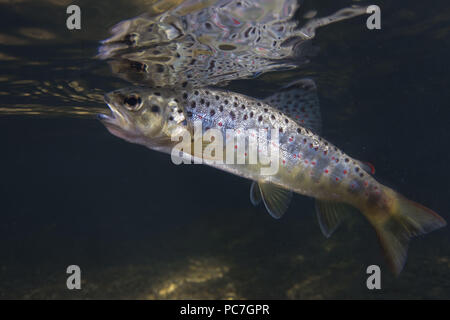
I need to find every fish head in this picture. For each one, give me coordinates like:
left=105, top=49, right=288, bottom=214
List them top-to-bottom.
left=99, top=87, right=183, bottom=145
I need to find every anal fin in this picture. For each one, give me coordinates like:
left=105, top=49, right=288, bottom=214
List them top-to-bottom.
left=315, top=200, right=353, bottom=238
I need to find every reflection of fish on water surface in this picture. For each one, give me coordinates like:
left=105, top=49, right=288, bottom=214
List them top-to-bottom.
left=98, top=0, right=368, bottom=88
left=99, top=81, right=446, bottom=275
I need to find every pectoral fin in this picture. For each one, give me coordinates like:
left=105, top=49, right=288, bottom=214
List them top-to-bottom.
left=250, top=181, right=262, bottom=206
left=258, top=182, right=293, bottom=219
left=315, top=200, right=352, bottom=238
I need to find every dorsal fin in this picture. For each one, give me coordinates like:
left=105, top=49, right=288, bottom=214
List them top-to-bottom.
left=263, top=78, right=322, bottom=134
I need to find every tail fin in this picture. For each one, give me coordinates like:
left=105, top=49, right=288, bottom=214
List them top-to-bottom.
left=365, top=191, right=446, bottom=275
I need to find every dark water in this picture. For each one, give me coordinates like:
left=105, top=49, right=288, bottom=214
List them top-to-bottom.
left=0, top=0, right=449, bottom=299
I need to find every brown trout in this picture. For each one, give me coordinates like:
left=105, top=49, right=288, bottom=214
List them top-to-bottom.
left=98, top=80, right=446, bottom=275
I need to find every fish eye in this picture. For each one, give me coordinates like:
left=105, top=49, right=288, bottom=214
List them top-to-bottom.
left=124, top=95, right=142, bottom=110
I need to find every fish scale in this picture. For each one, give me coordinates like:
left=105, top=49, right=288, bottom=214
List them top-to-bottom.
left=180, top=87, right=377, bottom=201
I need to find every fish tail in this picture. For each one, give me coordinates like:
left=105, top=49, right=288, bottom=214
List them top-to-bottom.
left=363, top=188, right=446, bottom=275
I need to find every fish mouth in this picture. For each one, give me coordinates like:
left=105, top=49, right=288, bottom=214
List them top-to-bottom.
left=98, top=93, right=124, bottom=127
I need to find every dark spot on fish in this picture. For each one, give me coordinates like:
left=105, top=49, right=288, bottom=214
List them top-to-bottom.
left=244, top=27, right=252, bottom=38
left=219, top=44, right=237, bottom=51
left=209, top=60, right=215, bottom=71
left=155, top=64, right=164, bottom=73
left=182, top=82, right=188, bottom=88
left=194, top=91, right=199, bottom=96
left=154, top=92, right=161, bottom=96
left=183, top=93, right=188, bottom=100
left=215, top=95, right=220, bottom=100
left=200, top=98, right=205, bottom=104
left=224, top=100, right=229, bottom=105
left=191, top=101, right=196, bottom=108
left=257, top=102, right=262, bottom=106
left=151, top=105, right=160, bottom=113
left=219, top=105, right=223, bottom=112
left=264, top=108, right=268, bottom=112
left=210, top=109, right=215, bottom=116
left=187, top=111, right=193, bottom=118
left=230, top=111, right=236, bottom=120
left=250, top=112, right=254, bottom=118
left=243, top=114, right=248, bottom=120
left=258, top=115, right=263, bottom=122
left=271, top=115, right=275, bottom=120
left=169, top=116, right=174, bottom=121
left=285, top=119, right=289, bottom=124
left=279, top=127, right=283, bottom=133
left=297, top=128, right=301, bottom=134
left=345, top=158, right=350, bottom=163
left=360, top=173, right=364, bottom=178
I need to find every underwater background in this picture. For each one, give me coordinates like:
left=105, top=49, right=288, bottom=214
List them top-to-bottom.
left=0, top=0, right=449, bottom=299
